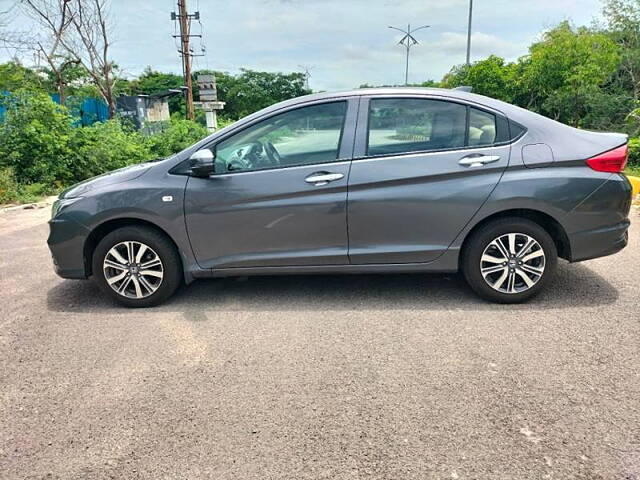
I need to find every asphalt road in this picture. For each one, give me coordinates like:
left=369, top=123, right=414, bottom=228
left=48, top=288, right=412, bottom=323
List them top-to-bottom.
left=1, top=204, right=639, bottom=479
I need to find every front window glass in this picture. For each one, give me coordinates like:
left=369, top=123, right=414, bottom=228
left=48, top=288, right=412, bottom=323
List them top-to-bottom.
left=367, top=98, right=467, bottom=156
left=215, top=102, right=347, bottom=173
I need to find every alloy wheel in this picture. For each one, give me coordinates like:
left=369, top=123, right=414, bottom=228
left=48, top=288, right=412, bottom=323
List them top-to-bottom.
left=480, top=232, right=546, bottom=294
left=103, top=241, right=164, bottom=299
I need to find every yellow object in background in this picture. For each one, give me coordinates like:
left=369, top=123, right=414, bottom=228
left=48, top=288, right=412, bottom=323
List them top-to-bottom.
left=628, top=175, right=640, bottom=197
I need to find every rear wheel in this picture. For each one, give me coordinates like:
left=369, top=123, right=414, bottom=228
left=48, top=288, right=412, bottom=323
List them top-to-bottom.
left=462, top=218, right=557, bottom=303
left=92, top=226, right=182, bottom=307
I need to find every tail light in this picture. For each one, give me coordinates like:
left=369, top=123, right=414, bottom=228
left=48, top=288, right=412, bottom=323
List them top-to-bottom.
left=586, top=144, right=628, bottom=173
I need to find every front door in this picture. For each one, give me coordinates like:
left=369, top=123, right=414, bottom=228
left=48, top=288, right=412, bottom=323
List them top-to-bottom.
left=347, top=96, right=511, bottom=264
left=184, top=99, right=357, bottom=269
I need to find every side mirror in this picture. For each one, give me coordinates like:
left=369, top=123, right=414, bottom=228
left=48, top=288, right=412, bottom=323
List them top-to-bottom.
left=189, top=149, right=215, bottom=177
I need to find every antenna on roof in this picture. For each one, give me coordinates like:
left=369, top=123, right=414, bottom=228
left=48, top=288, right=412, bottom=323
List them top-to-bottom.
left=453, top=86, right=473, bottom=92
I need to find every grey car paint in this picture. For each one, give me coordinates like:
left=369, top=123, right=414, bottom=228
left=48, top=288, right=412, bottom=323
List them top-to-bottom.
left=47, top=87, right=633, bottom=284
left=347, top=94, right=512, bottom=265
left=183, top=97, right=359, bottom=269
left=522, top=143, right=554, bottom=168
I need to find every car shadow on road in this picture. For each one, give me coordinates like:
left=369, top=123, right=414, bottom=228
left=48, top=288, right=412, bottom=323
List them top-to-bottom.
left=46, top=261, right=619, bottom=315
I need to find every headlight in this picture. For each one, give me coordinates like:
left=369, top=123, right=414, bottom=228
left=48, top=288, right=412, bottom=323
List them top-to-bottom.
left=51, top=197, right=81, bottom=219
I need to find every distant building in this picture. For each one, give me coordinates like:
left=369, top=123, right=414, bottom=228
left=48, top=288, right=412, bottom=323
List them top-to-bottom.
left=116, top=90, right=183, bottom=134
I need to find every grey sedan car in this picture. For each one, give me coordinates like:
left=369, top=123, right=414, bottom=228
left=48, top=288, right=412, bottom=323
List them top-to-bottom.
left=48, top=88, right=633, bottom=307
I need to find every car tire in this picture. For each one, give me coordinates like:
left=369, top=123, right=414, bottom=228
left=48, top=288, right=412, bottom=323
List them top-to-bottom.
left=462, top=218, right=557, bottom=303
left=92, top=226, right=182, bottom=308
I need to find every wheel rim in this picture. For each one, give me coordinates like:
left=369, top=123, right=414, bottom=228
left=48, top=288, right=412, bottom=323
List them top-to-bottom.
left=480, top=233, right=546, bottom=294
left=103, top=241, right=163, bottom=299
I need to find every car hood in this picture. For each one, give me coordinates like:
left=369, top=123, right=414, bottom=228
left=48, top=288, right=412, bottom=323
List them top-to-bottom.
left=60, top=162, right=153, bottom=199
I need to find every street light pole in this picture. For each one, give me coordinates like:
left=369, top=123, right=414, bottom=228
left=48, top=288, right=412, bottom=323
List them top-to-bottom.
left=466, top=0, right=473, bottom=65
left=388, top=24, right=430, bottom=86
left=404, top=24, right=410, bottom=85
left=298, top=64, right=314, bottom=91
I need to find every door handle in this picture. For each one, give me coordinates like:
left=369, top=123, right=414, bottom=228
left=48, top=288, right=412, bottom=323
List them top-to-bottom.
left=458, top=154, right=501, bottom=167
left=305, top=172, right=344, bottom=186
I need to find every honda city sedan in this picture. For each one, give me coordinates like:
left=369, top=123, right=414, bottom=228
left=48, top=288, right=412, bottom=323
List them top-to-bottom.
left=48, top=88, right=633, bottom=307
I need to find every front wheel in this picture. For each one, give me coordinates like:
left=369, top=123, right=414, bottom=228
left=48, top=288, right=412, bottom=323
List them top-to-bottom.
left=462, top=218, right=557, bottom=303
left=92, top=226, right=182, bottom=307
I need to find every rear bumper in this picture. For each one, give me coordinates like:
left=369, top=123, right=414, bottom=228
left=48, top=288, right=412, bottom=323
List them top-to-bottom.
left=567, top=173, right=632, bottom=263
left=47, top=217, right=90, bottom=279
left=569, top=220, right=629, bottom=262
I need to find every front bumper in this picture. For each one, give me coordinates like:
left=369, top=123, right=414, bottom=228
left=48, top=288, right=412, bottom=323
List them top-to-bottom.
left=47, top=217, right=91, bottom=279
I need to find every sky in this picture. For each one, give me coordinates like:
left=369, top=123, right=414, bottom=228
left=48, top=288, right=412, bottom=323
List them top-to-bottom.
left=2, top=0, right=604, bottom=91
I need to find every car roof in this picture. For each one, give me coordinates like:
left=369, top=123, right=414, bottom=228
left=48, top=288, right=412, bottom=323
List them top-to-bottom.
left=170, top=86, right=627, bottom=169
left=178, top=87, right=528, bottom=161
left=255, top=87, right=532, bottom=123
left=281, top=87, right=505, bottom=108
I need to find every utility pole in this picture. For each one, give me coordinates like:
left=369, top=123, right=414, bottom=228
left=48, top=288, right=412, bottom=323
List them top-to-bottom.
left=172, top=0, right=203, bottom=120
left=466, top=0, right=473, bottom=65
left=388, top=24, right=430, bottom=86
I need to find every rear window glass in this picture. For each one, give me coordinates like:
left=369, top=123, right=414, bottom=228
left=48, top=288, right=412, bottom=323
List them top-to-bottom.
left=367, top=98, right=467, bottom=156
left=366, top=99, right=507, bottom=157
left=468, top=108, right=496, bottom=146
left=509, top=121, right=526, bottom=140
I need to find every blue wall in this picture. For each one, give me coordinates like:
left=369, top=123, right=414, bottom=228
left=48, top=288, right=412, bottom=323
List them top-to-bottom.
left=0, top=93, right=109, bottom=126
left=51, top=94, right=109, bottom=126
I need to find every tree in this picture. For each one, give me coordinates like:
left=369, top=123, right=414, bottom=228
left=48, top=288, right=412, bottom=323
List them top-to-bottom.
left=21, top=0, right=79, bottom=104
left=59, top=0, right=118, bottom=118
left=603, top=0, right=640, bottom=100
left=438, top=22, right=622, bottom=129
left=520, top=22, right=620, bottom=125
left=441, top=55, right=517, bottom=102
left=0, top=60, right=46, bottom=91
left=39, top=60, right=91, bottom=97
left=133, top=67, right=184, bottom=114
left=135, top=67, right=183, bottom=94
left=208, top=69, right=310, bottom=119
left=416, top=79, right=439, bottom=87
left=359, top=80, right=439, bottom=88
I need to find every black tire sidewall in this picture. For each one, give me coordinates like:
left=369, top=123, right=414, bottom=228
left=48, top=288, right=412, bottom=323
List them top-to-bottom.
left=462, top=218, right=557, bottom=303
left=92, top=226, right=182, bottom=308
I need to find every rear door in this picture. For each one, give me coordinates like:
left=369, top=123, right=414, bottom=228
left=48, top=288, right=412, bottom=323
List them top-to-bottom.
left=347, top=95, right=512, bottom=264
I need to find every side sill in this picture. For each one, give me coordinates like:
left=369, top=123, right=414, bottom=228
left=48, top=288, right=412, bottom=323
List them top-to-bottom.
left=189, top=249, right=461, bottom=278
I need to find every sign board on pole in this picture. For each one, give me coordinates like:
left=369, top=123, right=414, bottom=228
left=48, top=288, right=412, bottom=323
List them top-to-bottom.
left=197, top=74, right=217, bottom=101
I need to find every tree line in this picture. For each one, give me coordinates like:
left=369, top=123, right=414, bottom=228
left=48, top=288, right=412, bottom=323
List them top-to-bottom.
left=1, top=0, right=640, bottom=204
left=1, top=0, right=311, bottom=121
left=440, top=0, right=640, bottom=136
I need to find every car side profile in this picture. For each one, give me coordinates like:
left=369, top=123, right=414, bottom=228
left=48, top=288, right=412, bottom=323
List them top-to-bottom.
left=48, top=87, right=633, bottom=307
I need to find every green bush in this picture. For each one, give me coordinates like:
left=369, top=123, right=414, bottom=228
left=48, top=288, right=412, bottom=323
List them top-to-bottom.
left=0, top=91, right=73, bottom=185
left=0, top=92, right=211, bottom=204
left=146, top=119, right=208, bottom=158
left=67, top=120, right=151, bottom=182
left=627, top=137, right=640, bottom=167
left=0, top=167, right=55, bottom=204
left=0, top=167, right=20, bottom=203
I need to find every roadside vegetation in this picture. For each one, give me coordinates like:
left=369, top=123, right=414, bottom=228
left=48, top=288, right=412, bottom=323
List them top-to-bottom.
left=1, top=0, right=640, bottom=205
left=0, top=68, right=309, bottom=204
left=0, top=91, right=209, bottom=204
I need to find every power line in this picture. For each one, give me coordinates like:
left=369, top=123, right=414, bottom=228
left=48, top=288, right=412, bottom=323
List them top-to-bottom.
left=171, top=0, right=204, bottom=120
left=388, top=24, right=430, bottom=86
